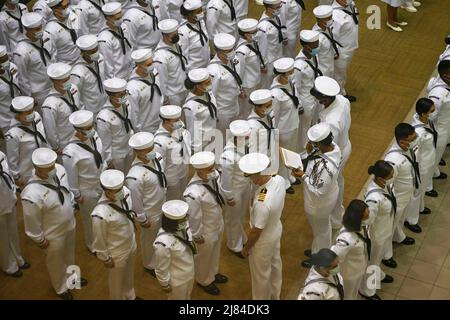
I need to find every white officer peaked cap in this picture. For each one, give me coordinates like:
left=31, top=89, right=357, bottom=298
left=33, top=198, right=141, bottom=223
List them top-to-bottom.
left=45, top=0, right=63, bottom=8
left=183, top=0, right=202, bottom=11
left=263, top=0, right=281, bottom=5
left=102, top=2, right=122, bottom=16
left=313, top=5, right=333, bottom=19
left=21, top=12, right=43, bottom=29
left=238, top=18, right=258, bottom=32
left=158, top=19, right=179, bottom=34
left=300, top=30, right=320, bottom=42
left=214, top=33, right=236, bottom=50
left=76, top=34, right=98, bottom=51
left=0, top=45, right=7, bottom=57
left=131, top=48, right=153, bottom=63
left=274, top=57, right=294, bottom=73
left=47, top=63, right=71, bottom=80
left=188, top=68, right=209, bottom=83
left=314, top=76, right=340, bottom=96
left=104, top=78, right=127, bottom=93
left=249, top=89, right=272, bottom=105
left=11, top=96, right=34, bottom=112
left=160, top=105, right=182, bottom=119
left=69, top=110, right=94, bottom=128
left=230, top=120, right=251, bottom=137
left=307, top=122, right=332, bottom=142
left=129, top=132, right=155, bottom=150
left=32, top=148, right=57, bottom=168
left=190, top=151, right=215, bottom=169
left=239, top=153, right=270, bottom=175
left=100, top=169, right=125, bottom=190
left=162, top=200, right=189, bottom=220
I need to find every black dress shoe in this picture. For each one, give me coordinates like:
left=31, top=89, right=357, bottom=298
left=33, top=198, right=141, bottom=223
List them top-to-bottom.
left=344, top=95, right=357, bottom=102
left=447, top=143, right=450, bottom=147
left=439, top=159, right=446, bottom=166
left=433, top=172, right=448, bottom=180
left=292, top=178, right=301, bottom=185
left=286, top=187, right=295, bottom=194
left=425, top=190, right=438, bottom=198
left=420, top=207, right=431, bottom=215
left=404, top=221, right=422, bottom=233
left=399, top=236, right=415, bottom=245
left=228, top=249, right=245, bottom=259
left=304, top=249, right=312, bottom=258
left=382, top=258, right=397, bottom=268
left=301, top=259, right=313, bottom=269
left=19, top=262, right=30, bottom=270
left=144, top=268, right=156, bottom=278
left=6, top=269, right=23, bottom=278
left=214, top=273, right=228, bottom=284
left=381, top=275, right=394, bottom=283
left=80, top=277, right=88, bottom=287
left=197, top=282, right=220, bottom=295
left=58, top=291, right=73, bottom=300
left=359, top=292, right=381, bottom=300
left=135, top=296, right=144, bottom=300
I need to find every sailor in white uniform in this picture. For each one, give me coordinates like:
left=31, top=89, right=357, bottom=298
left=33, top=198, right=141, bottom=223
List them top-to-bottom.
left=0, top=0, right=28, bottom=53
left=32, top=0, right=54, bottom=24
left=76, top=0, right=106, bottom=36
left=206, top=0, right=238, bottom=40
left=281, top=0, right=305, bottom=58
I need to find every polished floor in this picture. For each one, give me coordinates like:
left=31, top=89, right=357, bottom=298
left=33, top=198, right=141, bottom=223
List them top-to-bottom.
left=1, top=0, right=450, bottom=300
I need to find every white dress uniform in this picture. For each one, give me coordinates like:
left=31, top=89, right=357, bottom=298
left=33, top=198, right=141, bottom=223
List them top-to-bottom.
left=32, top=0, right=54, bottom=23
left=76, top=0, right=106, bottom=36
left=159, top=0, right=183, bottom=22
left=206, top=0, right=238, bottom=40
left=234, top=0, right=248, bottom=20
left=281, top=0, right=304, bottom=58
left=331, top=0, right=359, bottom=95
left=381, top=0, right=406, bottom=7
left=0, top=3, right=27, bottom=53
left=123, top=4, right=161, bottom=50
left=178, top=19, right=210, bottom=70
left=312, top=25, right=337, bottom=78
left=438, top=44, right=450, bottom=63
left=0, top=62, right=22, bottom=134
left=427, top=76, right=450, bottom=178
left=62, top=111, right=105, bottom=252
left=383, top=142, right=417, bottom=259
left=0, top=151, right=26, bottom=275
left=21, top=160, right=76, bottom=295
left=183, top=171, right=225, bottom=286
left=359, top=181, right=396, bottom=297
left=153, top=199, right=195, bottom=300
left=331, top=227, right=369, bottom=300
left=299, top=267, right=344, bottom=300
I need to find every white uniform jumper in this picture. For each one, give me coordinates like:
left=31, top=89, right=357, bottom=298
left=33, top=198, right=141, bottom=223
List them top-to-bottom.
left=76, top=0, right=106, bottom=36
left=206, top=0, right=238, bottom=40
left=282, top=0, right=304, bottom=58
left=0, top=3, right=27, bottom=52
left=123, top=4, right=161, bottom=50
left=44, top=15, right=81, bottom=65
left=179, top=19, right=210, bottom=70
left=312, top=23, right=339, bottom=78
left=0, top=63, right=22, bottom=134
left=298, top=267, right=344, bottom=300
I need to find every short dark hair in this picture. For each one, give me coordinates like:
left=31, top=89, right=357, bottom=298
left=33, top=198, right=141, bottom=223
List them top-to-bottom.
left=445, top=34, right=450, bottom=45
left=437, top=60, right=450, bottom=76
left=184, top=77, right=196, bottom=91
left=415, top=97, right=434, bottom=116
left=394, top=123, right=415, bottom=142
left=318, top=132, right=333, bottom=146
left=368, top=160, right=393, bottom=179
left=342, top=199, right=368, bottom=232
left=161, top=215, right=179, bottom=233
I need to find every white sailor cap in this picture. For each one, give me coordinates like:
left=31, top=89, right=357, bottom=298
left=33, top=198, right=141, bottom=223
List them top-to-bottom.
left=45, top=0, right=63, bottom=8
left=183, top=0, right=202, bottom=11
left=263, top=0, right=281, bottom=5
left=102, top=2, right=122, bottom=16
left=313, top=5, right=333, bottom=19
left=21, top=12, right=43, bottom=29
left=238, top=18, right=258, bottom=32
left=158, top=19, right=179, bottom=34
left=300, top=30, right=320, bottom=42
left=214, top=33, right=235, bottom=50
left=76, top=34, right=98, bottom=51
left=0, top=45, right=7, bottom=57
left=131, top=48, right=153, bottom=63
left=274, top=57, right=294, bottom=73
left=47, top=63, right=71, bottom=80
left=188, top=68, right=209, bottom=83
left=314, top=76, right=340, bottom=96
left=104, top=78, right=127, bottom=93
left=249, top=89, right=272, bottom=105
left=11, top=96, right=34, bottom=112
left=160, top=105, right=182, bottom=119
left=69, top=110, right=94, bottom=128
left=230, top=120, right=251, bottom=137
left=307, top=122, right=332, bottom=142
left=129, top=132, right=154, bottom=150
left=32, top=148, right=57, bottom=168
left=190, top=151, right=215, bottom=169
left=238, top=153, right=270, bottom=175
left=100, top=169, right=125, bottom=190
left=162, top=200, right=189, bottom=220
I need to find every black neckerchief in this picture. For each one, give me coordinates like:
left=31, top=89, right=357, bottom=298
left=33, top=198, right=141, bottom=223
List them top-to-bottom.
left=87, top=0, right=106, bottom=17
left=223, top=0, right=236, bottom=21
left=294, top=0, right=306, bottom=10
left=5, top=5, right=24, bottom=33
left=340, top=5, right=359, bottom=25
left=139, top=7, right=158, bottom=31
left=264, top=16, right=285, bottom=43
left=55, top=20, right=78, bottom=44
left=186, top=22, right=208, bottom=47
left=109, top=27, right=131, bottom=55
left=321, top=28, right=343, bottom=57
left=27, top=39, right=51, bottom=66
left=245, top=41, right=266, bottom=68
left=168, top=44, right=188, bottom=71
left=85, top=61, right=104, bottom=93
left=213, top=61, right=242, bottom=89
left=0, top=70, right=22, bottom=98
left=129, top=73, right=162, bottom=102
left=273, top=83, right=299, bottom=108
left=193, top=92, right=217, bottom=120
left=109, top=106, right=134, bottom=133
left=17, top=120, right=47, bottom=147
left=68, top=138, right=103, bottom=169
left=0, top=158, right=14, bottom=190
left=139, top=159, right=168, bottom=188
left=29, top=175, right=69, bottom=205
left=202, top=178, right=225, bottom=207
left=107, top=199, right=136, bottom=230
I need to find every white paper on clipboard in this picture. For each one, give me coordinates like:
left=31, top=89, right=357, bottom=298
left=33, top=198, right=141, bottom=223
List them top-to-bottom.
left=280, top=147, right=303, bottom=171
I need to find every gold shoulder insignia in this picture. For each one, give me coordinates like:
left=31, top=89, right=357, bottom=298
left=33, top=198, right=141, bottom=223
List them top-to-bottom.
left=257, top=188, right=267, bottom=202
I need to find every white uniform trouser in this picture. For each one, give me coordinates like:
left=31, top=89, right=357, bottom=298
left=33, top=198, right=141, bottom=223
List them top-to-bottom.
left=318, top=0, right=334, bottom=5
left=284, top=33, right=299, bottom=58
left=334, top=51, right=355, bottom=95
left=261, top=62, right=275, bottom=90
left=239, top=86, right=258, bottom=120
left=168, top=91, right=188, bottom=107
left=297, top=99, right=317, bottom=153
left=217, top=111, right=238, bottom=140
left=433, top=126, right=449, bottom=177
left=279, top=129, right=299, bottom=189
left=332, top=142, right=352, bottom=229
left=112, top=151, right=134, bottom=173
left=419, top=164, right=434, bottom=211
left=167, top=175, right=188, bottom=201
left=405, top=184, right=422, bottom=225
left=224, top=188, right=250, bottom=252
left=79, top=190, right=101, bottom=252
left=0, top=210, right=25, bottom=274
left=141, top=218, right=161, bottom=270
left=44, top=228, right=76, bottom=294
left=194, top=230, right=223, bottom=286
left=248, top=237, right=282, bottom=300
left=109, top=249, right=136, bottom=300
left=343, top=273, right=365, bottom=300
left=168, top=278, right=194, bottom=300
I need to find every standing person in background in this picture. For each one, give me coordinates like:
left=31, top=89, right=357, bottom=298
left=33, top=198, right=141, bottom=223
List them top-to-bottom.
left=0, top=0, right=28, bottom=53
left=76, top=0, right=106, bottom=36
left=206, top=0, right=238, bottom=41
left=281, top=0, right=305, bottom=58
left=382, top=0, right=409, bottom=32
